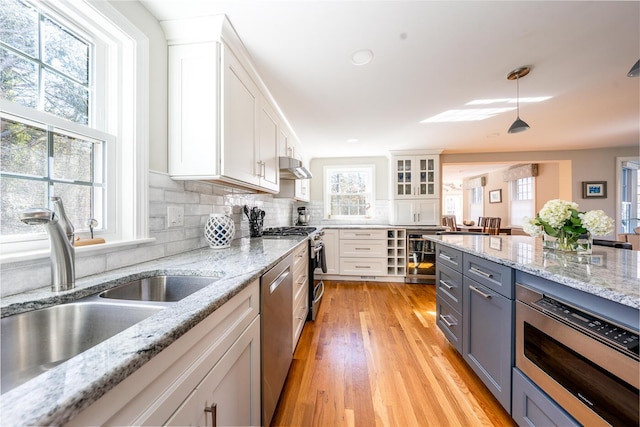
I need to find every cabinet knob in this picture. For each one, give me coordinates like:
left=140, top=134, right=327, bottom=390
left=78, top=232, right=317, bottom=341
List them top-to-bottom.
left=204, top=402, right=217, bottom=427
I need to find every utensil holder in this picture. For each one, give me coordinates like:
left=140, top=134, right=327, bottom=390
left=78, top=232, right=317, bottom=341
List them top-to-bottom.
left=249, top=219, right=263, bottom=237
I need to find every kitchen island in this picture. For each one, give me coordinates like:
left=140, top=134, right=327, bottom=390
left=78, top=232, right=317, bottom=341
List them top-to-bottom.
left=429, top=233, right=639, bottom=426
left=0, top=236, right=305, bottom=427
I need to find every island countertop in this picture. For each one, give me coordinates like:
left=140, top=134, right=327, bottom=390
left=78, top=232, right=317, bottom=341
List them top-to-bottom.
left=428, top=234, right=639, bottom=310
left=0, top=236, right=306, bottom=427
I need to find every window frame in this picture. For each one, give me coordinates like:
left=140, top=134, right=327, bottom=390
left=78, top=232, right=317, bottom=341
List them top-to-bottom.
left=0, top=0, right=149, bottom=259
left=323, top=164, right=375, bottom=219
left=509, top=176, right=535, bottom=227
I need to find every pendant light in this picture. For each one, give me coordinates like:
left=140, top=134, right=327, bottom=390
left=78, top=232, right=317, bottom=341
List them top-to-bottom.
left=628, top=59, right=639, bottom=77
left=507, top=66, right=531, bottom=134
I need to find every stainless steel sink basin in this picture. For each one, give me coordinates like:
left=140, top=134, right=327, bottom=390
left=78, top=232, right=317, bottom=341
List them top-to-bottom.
left=99, top=275, right=218, bottom=302
left=1, top=302, right=163, bottom=394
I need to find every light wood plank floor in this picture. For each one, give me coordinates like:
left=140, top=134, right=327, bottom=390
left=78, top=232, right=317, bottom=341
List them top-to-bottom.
left=271, top=280, right=516, bottom=427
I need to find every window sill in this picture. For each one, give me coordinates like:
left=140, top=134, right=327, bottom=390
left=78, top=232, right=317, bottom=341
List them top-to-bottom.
left=0, top=238, right=156, bottom=266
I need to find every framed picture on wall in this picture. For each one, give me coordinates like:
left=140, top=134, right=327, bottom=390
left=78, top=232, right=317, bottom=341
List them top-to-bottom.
left=582, top=181, right=607, bottom=198
left=489, top=189, right=502, bottom=203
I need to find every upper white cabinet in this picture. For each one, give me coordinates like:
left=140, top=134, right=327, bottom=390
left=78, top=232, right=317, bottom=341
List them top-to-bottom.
left=164, top=15, right=281, bottom=193
left=390, top=150, right=442, bottom=225
left=392, top=154, right=440, bottom=199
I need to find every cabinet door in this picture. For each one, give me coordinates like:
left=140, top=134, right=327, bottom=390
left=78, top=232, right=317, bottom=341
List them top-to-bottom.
left=168, top=42, right=220, bottom=178
left=223, top=47, right=259, bottom=187
left=257, top=99, right=279, bottom=192
left=415, top=156, right=439, bottom=197
left=393, top=157, right=415, bottom=198
left=295, top=178, right=310, bottom=202
left=393, top=199, right=417, bottom=225
left=415, top=199, right=439, bottom=225
left=321, top=229, right=339, bottom=275
left=463, top=277, right=513, bottom=413
left=165, top=317, right=261, bottom=427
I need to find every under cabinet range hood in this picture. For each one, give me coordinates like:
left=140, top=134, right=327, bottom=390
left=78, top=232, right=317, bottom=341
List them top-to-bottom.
left=279, top=157, right=312, bottom=180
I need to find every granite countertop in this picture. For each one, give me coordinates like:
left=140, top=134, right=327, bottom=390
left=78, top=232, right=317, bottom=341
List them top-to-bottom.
left=429, top=234, right=639, bottom=310
left=0, top=236, right=306, bottom=427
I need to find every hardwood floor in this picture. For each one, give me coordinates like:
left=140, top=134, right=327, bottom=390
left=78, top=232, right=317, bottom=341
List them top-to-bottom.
left=271, top=280, right=516, bottom=427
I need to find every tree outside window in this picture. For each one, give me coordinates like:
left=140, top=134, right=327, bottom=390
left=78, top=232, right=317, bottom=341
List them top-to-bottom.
left=324, top=166, right=374, bottom=218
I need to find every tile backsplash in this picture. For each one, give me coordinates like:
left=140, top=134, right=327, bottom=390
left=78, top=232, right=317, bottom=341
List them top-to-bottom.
left=0, top=171, right=299, bottom=297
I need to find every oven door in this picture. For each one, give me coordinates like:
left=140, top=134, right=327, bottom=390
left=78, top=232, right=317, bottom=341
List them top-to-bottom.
left=516, top=298, right=639, bottom=426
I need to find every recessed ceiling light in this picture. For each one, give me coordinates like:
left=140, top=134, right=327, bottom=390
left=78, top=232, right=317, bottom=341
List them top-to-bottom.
left=351, top=49, right=374, bottom=66
left=420, top=108, right=516, bottom=123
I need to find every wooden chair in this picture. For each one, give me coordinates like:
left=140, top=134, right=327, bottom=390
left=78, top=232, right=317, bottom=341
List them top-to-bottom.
left=442, top=215, right=458, bottom=231
left=478, top=217, right=489, bottom=230
left=483, top=217, right=501, bottom=235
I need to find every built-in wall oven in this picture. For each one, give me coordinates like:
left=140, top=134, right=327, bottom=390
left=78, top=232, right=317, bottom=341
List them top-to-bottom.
left=406, top=230, right=438, bottom=283
left=515, top=283, right=639, bottom=426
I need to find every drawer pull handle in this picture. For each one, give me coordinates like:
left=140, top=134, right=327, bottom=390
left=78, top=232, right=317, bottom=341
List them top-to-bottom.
left=355, top=247, right=370, bottom=250
left=439, top=253, right=452, bottom=261
left=355, top=265, right=371, bottom=269
left=469, top=266, right=492, bottom=278
left=439, top=280, right=453, bottom=290
left=469, top=285, right=492, bottom=299
left=439, top=314, right=457, bottom=327
left=204, top=402, right=217, bottom=427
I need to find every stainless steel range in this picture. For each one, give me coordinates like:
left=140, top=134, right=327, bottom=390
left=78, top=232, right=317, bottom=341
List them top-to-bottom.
left=262, top=227, right=326, bottom=321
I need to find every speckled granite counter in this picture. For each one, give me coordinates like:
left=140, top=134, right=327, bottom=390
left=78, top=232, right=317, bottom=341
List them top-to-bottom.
left=429, top=234, right=639, bottom=310
left=0, top=236, right=305, bottom=427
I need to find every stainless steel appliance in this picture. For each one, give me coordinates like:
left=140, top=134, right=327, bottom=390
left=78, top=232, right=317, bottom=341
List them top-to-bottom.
left=296, top=206, right=311, bottom=226
left=262, top=227, right=326, bottom=321
left=406, top=230, right=438, bottom=283
left=261, top=254, right=293, bottom=427
left=515, top=283, right=639, bottom=426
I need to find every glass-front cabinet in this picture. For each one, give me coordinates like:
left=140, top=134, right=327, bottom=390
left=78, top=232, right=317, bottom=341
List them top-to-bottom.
left=394, top=155, right=439, bottom=199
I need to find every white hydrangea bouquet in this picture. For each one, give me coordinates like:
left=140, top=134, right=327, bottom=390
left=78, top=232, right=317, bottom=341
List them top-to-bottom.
left=523, top=199, right=614, bottom=253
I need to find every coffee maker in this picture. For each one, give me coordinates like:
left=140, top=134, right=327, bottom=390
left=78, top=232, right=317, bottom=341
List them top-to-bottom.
left=297, top=207, right=311, bottom=226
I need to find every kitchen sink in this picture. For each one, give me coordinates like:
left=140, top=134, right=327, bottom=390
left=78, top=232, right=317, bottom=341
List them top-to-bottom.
left=99, top=275, right=219, bottom=302
left=1, top=301, right=163, bottom=394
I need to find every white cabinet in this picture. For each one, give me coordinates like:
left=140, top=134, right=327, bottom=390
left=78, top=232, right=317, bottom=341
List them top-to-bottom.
left=165, top=15, right=280, bottom=193
left=390, top=151, right=442, bottom=226
left=392, top=155, right=440, bottom=199
left=393, top=199, right=440, bottom=225
left=321, top=229, right=340, bottom=275
left=338, top=229, right=387, bottom=276
left=291, top=241, right=309, bottom=350
left=67, top=281, right=261, bottom=427
left=165, top=317, right=260, bottom=426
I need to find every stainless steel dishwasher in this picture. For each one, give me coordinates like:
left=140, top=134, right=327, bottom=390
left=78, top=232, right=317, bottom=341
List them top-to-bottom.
left=261, top=254, right=293, bottom=427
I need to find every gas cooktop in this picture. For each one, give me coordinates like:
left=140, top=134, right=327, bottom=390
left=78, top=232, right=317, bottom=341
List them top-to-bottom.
left=262, top=226, right=317, bottom=236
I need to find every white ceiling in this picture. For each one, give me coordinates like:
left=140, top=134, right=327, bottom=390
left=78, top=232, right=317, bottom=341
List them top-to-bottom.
left=140, top=0, right=640, bottom=162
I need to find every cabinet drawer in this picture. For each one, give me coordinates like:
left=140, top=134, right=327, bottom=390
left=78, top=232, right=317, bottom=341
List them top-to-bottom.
left=339, top=229, right=387, bottom=240
left=340, top=240, right=387, bottom=258
left=292, top=242, right=308, bottom=274
left=436, top=244, right=463, bottom=272
left=463, top=253, right=513, bottom=299
left=339, top=258, right=387, bottom=276
left=436, top=263, right=463, bottom=313
left=293, top=270, right=308, bottom=307
left=292, top=291, right=308, bottom=350
left=436, top=297, right=462, bottom=353
left=512, top=368, right=580, bottom=427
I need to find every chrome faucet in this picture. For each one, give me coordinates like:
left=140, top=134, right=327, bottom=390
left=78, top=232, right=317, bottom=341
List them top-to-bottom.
left=19, top=197, right=75, bottom=291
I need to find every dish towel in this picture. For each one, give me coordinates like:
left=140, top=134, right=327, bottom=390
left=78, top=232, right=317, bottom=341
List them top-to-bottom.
left=317, top=246, right=327, bottom=273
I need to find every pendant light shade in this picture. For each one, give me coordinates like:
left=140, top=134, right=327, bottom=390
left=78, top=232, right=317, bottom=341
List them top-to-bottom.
left=628, top=59, right=640, bottom=78
left=507, top=66, right=531, bottom=134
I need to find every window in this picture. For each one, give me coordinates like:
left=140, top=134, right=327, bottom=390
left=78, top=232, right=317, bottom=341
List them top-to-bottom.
left=0, top=0, right=149, bottom=256
left=619, top=159, right=639, bottom=234
left=324, top=165, right=374, bottom=219
left=510, top=176, right=535, bottom=226
left=468, top=186, right=483, bottom=224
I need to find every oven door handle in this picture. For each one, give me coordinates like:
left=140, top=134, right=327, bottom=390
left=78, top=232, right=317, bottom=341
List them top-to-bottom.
left=313, top=280, right=325, bottom=304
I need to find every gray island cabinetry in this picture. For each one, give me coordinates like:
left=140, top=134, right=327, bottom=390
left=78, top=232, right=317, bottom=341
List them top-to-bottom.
left=436, top=242, right=514, bottom=413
